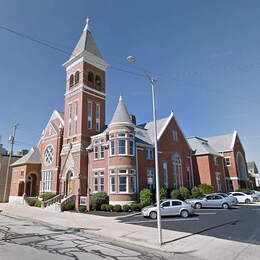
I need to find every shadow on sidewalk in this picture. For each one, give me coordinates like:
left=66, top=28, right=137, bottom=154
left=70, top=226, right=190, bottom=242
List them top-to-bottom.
left=163, top=219, right=239, bottom=245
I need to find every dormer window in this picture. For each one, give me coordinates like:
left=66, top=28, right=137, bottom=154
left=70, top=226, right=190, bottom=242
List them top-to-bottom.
left=75, top=71, right=80, bottom=84
left=69, top=74, right=74, bottom=88
left=95, top=75, right=101, bottom=91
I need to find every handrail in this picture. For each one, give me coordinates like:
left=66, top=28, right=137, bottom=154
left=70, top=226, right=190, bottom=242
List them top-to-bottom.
left=42, top=194, right=63, bottom=207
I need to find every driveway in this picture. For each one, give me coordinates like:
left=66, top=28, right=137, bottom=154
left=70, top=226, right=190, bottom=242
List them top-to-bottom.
left=117, top=204, right=260, bottom=245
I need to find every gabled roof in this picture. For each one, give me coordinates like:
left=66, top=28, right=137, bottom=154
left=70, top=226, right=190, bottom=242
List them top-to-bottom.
left=70, top=25, right=103, bottom=60
left=109, top=96, right=134, bottom=127
left=141, top=117, right=169, bottom=143
left=204, top=131, right=237, bottom=152
left=187, top=137, right=220, bottom=157
left=11, top=147, right=41, bottom=167
left=247, top=161, right=258, bottom=173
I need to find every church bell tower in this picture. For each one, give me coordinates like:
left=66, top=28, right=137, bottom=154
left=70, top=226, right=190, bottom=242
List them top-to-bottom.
left=60, top=18, right=108, bottom=207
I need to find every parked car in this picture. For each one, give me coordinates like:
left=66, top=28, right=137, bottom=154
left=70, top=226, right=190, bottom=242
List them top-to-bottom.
left=243, top=191, right=259, bottom=202
left=215, top=192, right=239, bottom=205
left=228, top=192, right=254, bottom=204
left=185, top=194, right=235, bottom=209
left=141, top=199, right=194, bottom=219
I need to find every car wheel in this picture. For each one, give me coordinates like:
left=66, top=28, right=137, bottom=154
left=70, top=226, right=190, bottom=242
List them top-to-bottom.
left=253, top=198, right=257, bottom=202
left=245, top=199, right=250, bottom=204
left=195, top=203, right=202, bottom=209
left=222, top=203, right=229, bottom=209
left=180, top=210, right=189, bottom=218
left=149, top=211, right=157, bottom=219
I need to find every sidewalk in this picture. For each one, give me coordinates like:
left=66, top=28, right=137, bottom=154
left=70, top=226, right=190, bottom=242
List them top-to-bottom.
left=0, top=203, right=259, bottom=260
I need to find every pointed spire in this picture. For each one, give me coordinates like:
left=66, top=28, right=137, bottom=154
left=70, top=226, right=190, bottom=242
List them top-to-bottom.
left=69, top=17, right=103, bottom=59
left=84, top=17, right=90, bottom=32
left=109, top=96, right=133, bottom=127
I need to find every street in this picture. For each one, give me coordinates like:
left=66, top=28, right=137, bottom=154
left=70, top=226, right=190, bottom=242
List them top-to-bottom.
left=118, top=204, right=260, bottom=245
left=0, top=214, right=176, bottom=260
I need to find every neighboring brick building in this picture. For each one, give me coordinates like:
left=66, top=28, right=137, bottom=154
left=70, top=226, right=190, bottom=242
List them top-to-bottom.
left=188, top=131, right=249, bottom=192
left=187, top=137, right=226, bottom=192
left=0, top=141, right=22, bottom=202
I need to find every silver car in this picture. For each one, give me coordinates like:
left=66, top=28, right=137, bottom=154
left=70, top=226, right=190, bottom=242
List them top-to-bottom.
left=216, top=192, right=239, bottom=205
left=186, top=194, right=235, bottom=209
left=141, top=199, right=194, bottom=219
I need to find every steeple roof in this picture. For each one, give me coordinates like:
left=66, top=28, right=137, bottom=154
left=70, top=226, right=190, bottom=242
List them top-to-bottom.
left=70, top=18, right=103, bottom=60
left=109, top=96, right=133, bottom=127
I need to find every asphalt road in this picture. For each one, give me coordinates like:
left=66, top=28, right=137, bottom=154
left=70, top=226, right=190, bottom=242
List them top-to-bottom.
left=118, top=204, right=260, bottom=245
left=0, top=214, right=184, bottom=260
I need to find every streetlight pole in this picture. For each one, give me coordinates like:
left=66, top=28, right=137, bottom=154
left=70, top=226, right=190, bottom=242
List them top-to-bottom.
left=127, top=56, right=162, bottom=245
left=3, top=123, right=19, bottom=202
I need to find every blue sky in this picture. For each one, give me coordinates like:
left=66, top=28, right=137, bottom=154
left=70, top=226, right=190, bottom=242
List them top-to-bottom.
left=0, top=0, right=260, bottom=166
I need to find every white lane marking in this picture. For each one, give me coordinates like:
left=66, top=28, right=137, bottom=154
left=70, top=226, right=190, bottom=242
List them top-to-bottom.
left=124, top=218, right=199, bottom=224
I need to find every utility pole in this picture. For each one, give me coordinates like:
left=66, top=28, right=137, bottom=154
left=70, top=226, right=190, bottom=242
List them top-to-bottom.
left=3, top=123, right=18, bottom=202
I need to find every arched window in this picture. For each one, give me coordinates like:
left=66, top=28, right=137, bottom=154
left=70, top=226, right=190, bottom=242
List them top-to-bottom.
left=75, top=71, right=80, bottom=84
left=88, top=71, right=94, bottom=85
left=69, top=74, right=74, bottom=88
left=95, top=75, right=102, bottom=90
left=236, top=152, right=248, bottom=181
left=172, top=153, right=183, bottom=188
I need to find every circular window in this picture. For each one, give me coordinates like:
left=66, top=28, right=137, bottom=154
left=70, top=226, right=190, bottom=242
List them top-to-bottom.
left=44, top=146, right=54, bottom=164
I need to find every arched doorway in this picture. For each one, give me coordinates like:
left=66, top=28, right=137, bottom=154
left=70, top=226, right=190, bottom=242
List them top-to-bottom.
left=172, top=153, right=183, bottom=188
left=65, top=171, right=74, bottom=196
left=25, top=173, right=37, bottom=197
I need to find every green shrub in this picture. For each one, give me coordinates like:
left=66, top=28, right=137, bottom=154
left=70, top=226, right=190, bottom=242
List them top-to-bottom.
left=198, top=184, right=214, bottom=194
left=191, top=186, right=203, bottom=198
left=160, top=187, right=168, bottom=199
left=179, top=187, right=190, bottom=200
left=140, top=188, right=153, bottom=206
left=171, top=189, right=182, bottom=199
left=41, top=192, right=56, bottom=201
left=90, top=192, right=109, bottom=211
left=25, top=197, right=37, bottom=206
left=34, top=200, right=42, bottom=207
left=63, top=202, right=75, bottom=211
left=137, top=203, right=143, bottom=211
left=101, top=204, right=108, bottom=211
left=106, top=204, right=113, bottom=212
left=113, top=204, right=122, bottom=212
left=122, top=204, right=131, bottom=212
left=130, top=204, right=139, bottom=211
left=79, top=205, right=86, bottom=213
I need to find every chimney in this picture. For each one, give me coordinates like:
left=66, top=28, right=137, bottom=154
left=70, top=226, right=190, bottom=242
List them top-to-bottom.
left=130, top=114, right=136, bottom=125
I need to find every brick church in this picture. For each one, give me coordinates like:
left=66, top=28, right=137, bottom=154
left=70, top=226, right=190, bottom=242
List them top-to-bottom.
left=8, top=19, right=250, bottom=209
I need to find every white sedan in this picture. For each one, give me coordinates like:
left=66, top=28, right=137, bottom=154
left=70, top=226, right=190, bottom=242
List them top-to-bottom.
left=228, top=192, right=254, bottom=204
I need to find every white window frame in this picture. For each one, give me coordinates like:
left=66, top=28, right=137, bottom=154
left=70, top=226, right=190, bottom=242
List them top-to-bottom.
left=74, top=101, right=78, bottom=135
left=88, top=101, right=92, bottom=129
left=68, top=103, right=72, bottom=136
left=96, top=103, right=101, bottom=131
left=172, top=130, right=178, bottom=142
left=109, top=139, right=115, bottom=156
left=118, top=139, right=127, bottom=155
left=44, top=145, right=54, bottom=165
left=146, top=148, right=153, bottom=160
left=225, top=157, right=231, bottom=166
left=163, top=162, right=168, bottom=188
left=147, top=169, right=154, bottom=190
left=42, top=171, right=52, bottom=192
left=93, top=171, right=104, bottom=193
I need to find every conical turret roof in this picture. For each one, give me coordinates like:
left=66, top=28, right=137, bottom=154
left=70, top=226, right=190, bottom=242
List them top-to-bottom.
left=109, top=96, right=133, bottom=127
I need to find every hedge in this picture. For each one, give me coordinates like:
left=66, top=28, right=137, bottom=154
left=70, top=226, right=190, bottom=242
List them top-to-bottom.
left=90, top=192, right=109, bottom=211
